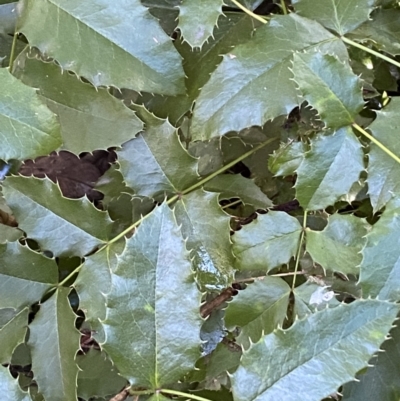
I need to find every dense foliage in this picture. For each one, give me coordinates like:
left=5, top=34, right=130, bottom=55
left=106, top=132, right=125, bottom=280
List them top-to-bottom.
left=1, top=0, right=400, bottom=400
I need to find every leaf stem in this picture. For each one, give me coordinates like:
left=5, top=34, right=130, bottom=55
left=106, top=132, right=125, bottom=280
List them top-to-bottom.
left=230, top=0, right=268, bottom=24
left=280, top=0, right=288, bottom=15
left=8, top=31, right=19, bottom=72
left=341, top=36, right=400, bottom=70
left=352, top=122, right=400, bottom=164
left=222, top=199, right=242, bottom=209
left=292, top=209, right=307, bottom=291
left=58, top=263, right=83, bottom=288
left=160, top=388, right=212, bottom=401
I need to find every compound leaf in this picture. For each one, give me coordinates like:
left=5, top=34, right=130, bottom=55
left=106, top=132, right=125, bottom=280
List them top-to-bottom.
left=17, top=0, right=185, bottom=95
left=178, top=0, right=224, bottom=48
left=293, top=0, right=375, bottom=35
left=190, top=14, right=347, bottom=140
left=292, top=52, right=364, bottom=129
left=0, top=68, right=61, bottom=161
left=367, top=98, right=400, bottom=212
left=295, top=127, right=364, bottom=210
left=3, top=176, right=112, bottom=257
left=174, top=190, right=235, bottom=291
left=360, top=197, right=400, bottom=301
left=102, top=203, right=202, bottom=389
left=232, top=211, right=302, bottom=272
left=306, top=214, right=369, bottom=275
left=0, top=242, right=58, bottom=309
left=28, top=287, right=80, bottom=401
left=231, top=299, right=399, bottom=401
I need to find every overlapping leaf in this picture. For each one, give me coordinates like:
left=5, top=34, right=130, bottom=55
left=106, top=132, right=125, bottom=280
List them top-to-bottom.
left=17, top=0, right=185, bottom=95
left=178, top=0, right=224, bottom=48
left=293, top=0, right=375, bottom=35
left=190, top=14, right=348, bottom=140
left=13, top=49, right=143, bottom=153
left=292, top=52, right=364, bottom=129
left=0, top=68, right=61, bottom=160
left=367, top=98, right=400, bottom=212
left=118, top=107, right=199, bottom=199
left=295, top=127, right=364, bottom=210
left=268, top=141, right=305, bottom=177
left=204, top=174, right=273, bottom=209
left=3, top=176, right=112, bottom=257
left=175, top=190, right=235, bottom=290
left=360, top=197, right=400, bottom=301
left=102, top=204, right=202, bottom=389
left=232, top=211, right=302, bottom=272
left=306, top=214, right=369, bottom=275
left=0, top=242, right=58, bottom=309
left=225, top=277, right=290, bottom=348
left=28, top=287, right=80, bottom=401
left=231, top=300, right=399, bottom=401
left=0, top=365, right=30, bottom=401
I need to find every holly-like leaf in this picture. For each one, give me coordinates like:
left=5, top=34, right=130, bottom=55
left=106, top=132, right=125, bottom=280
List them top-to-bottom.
left=17, top=0, right=185, bottom=95
left=178, top=0, right=224, bottom=48
left=292, top=0, right=375, bottom=35
left=190, top=14, right=348, bottom=140
left=13, top=49, right=143, bottom=154
left=291, top=52, right=364, bottom=129
left=0, top=68, right=61, bottom=161
left=367, top=98, right=400, bottom=212
left=118, top=108, right=198, bottom=199
left=295, top=127, right=364, bottom=210
left=268, top=141, right=305, bottom=177
left=204, top=174, right=273, bottom=209
left=3, top=176, right=112, bottom=257
left=175, top=190, right=235, bottom=291
left=359, top=197, right=400, bottom=301
left=102, top=203, right=202, bottom=389
left=232, top=211, right=302, bottom=272
left=306, top=214, right=370, bottom=275
left=0, top=224, right=22, bottom=243
left=0, top=242, right=58, bottom=309
left=225, top=277, right=290, bottom=348
left=28, top=287, right=80, bottom=401
left=231, top=299, right=399, bottom=401
left=0, top=307, right=28, bottom=364
left=342, top=315, right=400, bottom=401
left=77, top=349, right=127, bottom=400
left=0, top=365, right=30, bottom=401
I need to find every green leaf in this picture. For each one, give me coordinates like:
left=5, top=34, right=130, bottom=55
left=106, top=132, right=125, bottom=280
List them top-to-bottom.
left=17, top=0, right=185, bottom=95
left=178, top=0, right=224, bottom=48
left=292, top=0, right=375, bottom=35
left=0, top=2, right=17, bottom=34
left=354, top=9, right=400, bottom=56
left=190, top=14, right=348, bottom=140
left=13, top=49, right=143, bottom=154
left=291, top=52, right=364, bottom=129
left=0, top=68, right=61, bottom=160
left=367, top=98, right=400, bottom=212
left=118, top=109, right=198, bottom=199
left=295, top=127, right=364, bottom=210
left=268, top=141, right=305, bottom=177
left=204, top=174, right=273, bottom=209
left=3, top=176, right=112, bottom=257
left=174, top=190, right=235, bottom=291
left=359, top=197, right=400, bottom=301
left=102, top=203, right=202, bottom=389
left=232, top=211, right=302, bottom=272
left=306, top=214, right=369, bottom=275
left=0, top=224, right=22, bottom=243
left=0, top=242, right=58, bottom=309
left=225, top=277, right=290, bottom=348
left=28, top=287, right=80, bottom=401
left=231, top=299, right=399, bottom=401
left=0, top=307, right=28, bottom=364
left=342, top=315, right=400, bottom=401
left=77, top=349, right=127, bottom=400
left=0, top=365, right=30, bottom=401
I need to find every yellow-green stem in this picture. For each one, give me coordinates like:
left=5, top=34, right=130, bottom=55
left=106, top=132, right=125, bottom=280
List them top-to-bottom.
left=230, top=0, right=268, bottom=24
left=280, top=0, right=288, bottom=15
left=8, top=31, right=19, bottom=72
left=342, top=36, right=400, bottom=70
left=352, top=122, right=400, bottom=164
left=292, top=209, right=307, bottom=291
left=160, top=388, right=212, bottom=401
